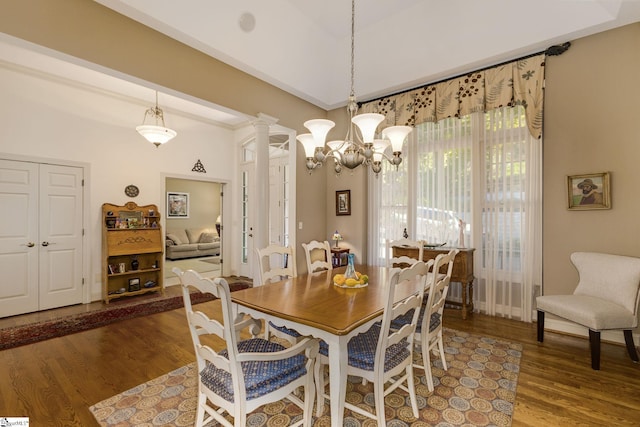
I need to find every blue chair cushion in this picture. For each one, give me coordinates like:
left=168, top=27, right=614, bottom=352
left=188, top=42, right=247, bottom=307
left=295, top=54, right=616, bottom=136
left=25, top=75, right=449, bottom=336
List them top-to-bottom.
left=391, top=304, right=441, bottom=334
left=269, top=321, right=301, bottom=338
left=319, top=324, right=410, bottom=372
left=200, top=338, right=307, bottom=402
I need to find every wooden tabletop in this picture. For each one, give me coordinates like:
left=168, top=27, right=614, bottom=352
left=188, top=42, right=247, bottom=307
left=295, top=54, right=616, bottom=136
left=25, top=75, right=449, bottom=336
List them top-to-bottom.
left=231, top=264, right=422, bottom=336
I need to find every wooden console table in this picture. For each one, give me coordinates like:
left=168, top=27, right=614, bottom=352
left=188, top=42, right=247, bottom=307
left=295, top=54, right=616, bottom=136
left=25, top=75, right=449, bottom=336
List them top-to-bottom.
left=393, top=246, right=475, bottom=319
left=331, top=247, right=349, bottom=267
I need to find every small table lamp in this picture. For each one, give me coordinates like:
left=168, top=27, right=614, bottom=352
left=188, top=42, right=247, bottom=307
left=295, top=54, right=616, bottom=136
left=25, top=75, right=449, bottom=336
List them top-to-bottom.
left=332, top=230, right=343, bottom=248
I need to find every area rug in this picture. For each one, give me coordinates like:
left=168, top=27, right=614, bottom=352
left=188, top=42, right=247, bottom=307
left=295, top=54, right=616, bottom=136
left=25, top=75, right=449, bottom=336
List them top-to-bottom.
left=165, top=257, right=221, bottom=275
left=0, top=277, right=252, bottom=351
left=90, top=328, right=522, bottom=426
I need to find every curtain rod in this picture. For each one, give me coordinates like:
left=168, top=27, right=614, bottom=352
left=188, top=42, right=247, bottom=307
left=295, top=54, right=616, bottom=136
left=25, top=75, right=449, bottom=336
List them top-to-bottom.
left=358, top=42, right=571, bottom=107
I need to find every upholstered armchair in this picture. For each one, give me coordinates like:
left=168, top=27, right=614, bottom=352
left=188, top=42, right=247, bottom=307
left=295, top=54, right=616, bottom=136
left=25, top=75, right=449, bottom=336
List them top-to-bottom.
left=536, top=252, right=640, bottom=370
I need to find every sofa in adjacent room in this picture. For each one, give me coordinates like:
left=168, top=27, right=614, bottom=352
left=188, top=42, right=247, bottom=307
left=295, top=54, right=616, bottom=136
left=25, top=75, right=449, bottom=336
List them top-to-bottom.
left=165, top=227, right=220, bottom=260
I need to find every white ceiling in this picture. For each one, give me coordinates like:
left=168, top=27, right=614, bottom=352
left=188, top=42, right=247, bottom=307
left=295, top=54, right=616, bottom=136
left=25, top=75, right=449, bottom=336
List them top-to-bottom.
left=94, top=0, right=640, bottom=110
left=2, top=1, right=640, bottom=126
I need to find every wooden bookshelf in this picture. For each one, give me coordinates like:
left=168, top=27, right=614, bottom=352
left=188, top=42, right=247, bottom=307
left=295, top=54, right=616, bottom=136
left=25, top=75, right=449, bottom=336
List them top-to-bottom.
left=102, top=202, right=164, bottom=303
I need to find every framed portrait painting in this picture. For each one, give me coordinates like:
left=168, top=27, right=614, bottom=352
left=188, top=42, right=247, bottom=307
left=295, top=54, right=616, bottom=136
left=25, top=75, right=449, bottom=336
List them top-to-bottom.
left=567, top=172, right=611, bottom=210
left=336, top=190, right=351, bottom=216
left=167, top=192, right=189, bottom=218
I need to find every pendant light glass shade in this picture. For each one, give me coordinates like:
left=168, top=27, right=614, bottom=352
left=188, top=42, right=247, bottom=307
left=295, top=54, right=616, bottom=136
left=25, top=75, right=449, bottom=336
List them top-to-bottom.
left=136, top=92, right=177, bottom=147
left=351, top=113, right=385, bottom=143
left=304, top=119, right=335, bottom=148
left=136, top=125, right=177, bottom=146
left=382, top=126, right=412, bottom=152
left=296, top=133, right=317, bottom=158
left=372, top=139, right=390, bottom=162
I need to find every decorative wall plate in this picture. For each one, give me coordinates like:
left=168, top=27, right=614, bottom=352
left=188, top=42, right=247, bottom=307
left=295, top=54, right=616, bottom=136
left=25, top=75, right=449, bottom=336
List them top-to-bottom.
left=124, top=185, right=139, bottom=198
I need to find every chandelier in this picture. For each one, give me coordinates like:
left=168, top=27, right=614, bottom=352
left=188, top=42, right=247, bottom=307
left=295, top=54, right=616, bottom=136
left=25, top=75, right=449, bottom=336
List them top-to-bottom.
left=296, top=0, right=412, bottom=175
left=136, top=91, right=177, bottom=147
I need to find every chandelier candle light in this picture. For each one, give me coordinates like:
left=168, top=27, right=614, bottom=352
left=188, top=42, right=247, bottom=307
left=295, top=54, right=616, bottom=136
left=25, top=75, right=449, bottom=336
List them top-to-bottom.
left=296, top=0, right=412, bottom=176
left=136, top=91, right=177, bottom=147
left=332, top=231, right=343, bottom=248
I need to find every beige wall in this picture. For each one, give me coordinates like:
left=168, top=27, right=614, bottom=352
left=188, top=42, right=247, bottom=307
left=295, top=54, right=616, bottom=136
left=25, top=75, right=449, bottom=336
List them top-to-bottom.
left=543, top=23, right=640, bottom=296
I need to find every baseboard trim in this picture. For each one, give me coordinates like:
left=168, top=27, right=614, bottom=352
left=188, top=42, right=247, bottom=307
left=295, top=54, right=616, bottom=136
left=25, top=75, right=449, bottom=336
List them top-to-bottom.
left=543, top=317, right=639, bottom=346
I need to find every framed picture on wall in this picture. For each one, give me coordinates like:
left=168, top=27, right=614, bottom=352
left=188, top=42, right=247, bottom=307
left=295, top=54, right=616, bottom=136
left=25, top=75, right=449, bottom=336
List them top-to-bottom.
left=567, top=172, right=611, bottom=210
left=336, top=190, right=351, bottom=216
left=167, top=192, right=190, bottom=218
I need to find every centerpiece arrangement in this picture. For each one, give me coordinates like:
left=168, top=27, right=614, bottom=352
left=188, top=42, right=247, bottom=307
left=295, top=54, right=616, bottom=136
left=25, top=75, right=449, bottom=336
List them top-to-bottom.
left=333, top=253, right=368, bottom=287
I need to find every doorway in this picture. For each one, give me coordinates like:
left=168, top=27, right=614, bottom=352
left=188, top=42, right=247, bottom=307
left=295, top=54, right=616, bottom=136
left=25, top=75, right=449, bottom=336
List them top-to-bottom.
left=238, top=132, right=295, bottom=279
left=0, top=158, right=85, bottom=317
left=163, top=177, right=224, bottom=284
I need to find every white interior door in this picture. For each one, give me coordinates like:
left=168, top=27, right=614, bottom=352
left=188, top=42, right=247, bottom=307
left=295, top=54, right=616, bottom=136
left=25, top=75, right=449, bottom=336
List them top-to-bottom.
left=238, top=132, right=294, bottom=279
left=269, top=157, right=289, bottom=246
left=0, top=159, right=83, bottom=317
left=0, top=160, right=39, bottom=316
left=269, top=163, right=282, bottom=245
left=38, top=164, right=83, bottom=310
left=238, top=166, right=254, bottom=278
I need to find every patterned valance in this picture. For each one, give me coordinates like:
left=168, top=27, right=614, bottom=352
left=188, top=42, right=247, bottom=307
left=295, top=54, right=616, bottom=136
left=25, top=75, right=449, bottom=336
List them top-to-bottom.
left=360, top=54, right=545, bottom=139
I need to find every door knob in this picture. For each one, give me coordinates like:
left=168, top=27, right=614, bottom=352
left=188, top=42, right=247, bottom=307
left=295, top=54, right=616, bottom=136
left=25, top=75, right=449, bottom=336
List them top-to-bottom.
left=41, top=241, right=53, bottom=246
left=22, top=242, right=35, bottom=247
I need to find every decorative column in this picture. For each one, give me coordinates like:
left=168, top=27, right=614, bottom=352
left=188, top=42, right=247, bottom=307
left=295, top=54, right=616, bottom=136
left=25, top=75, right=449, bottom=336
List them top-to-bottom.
left=252, top=113, right=278, bottom=282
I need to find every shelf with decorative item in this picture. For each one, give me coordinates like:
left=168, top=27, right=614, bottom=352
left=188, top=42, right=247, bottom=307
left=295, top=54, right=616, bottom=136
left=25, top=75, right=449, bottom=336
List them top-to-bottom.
left=102, top=202, right=164, bottom=303
left=331, top=247, right=349, bottom=267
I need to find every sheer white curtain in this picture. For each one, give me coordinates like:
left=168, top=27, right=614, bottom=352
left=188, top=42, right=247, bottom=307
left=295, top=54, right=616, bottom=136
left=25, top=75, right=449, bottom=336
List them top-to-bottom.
left=369, top=106, right=542, bottom=321
left=479, top=107, right=542, bottom=321
left=368, top=147, right=409, bottom=266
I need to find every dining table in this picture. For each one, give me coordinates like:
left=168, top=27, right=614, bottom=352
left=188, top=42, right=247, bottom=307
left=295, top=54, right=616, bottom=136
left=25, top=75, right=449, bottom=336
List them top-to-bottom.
left=230, top=264, right=425, bottom=427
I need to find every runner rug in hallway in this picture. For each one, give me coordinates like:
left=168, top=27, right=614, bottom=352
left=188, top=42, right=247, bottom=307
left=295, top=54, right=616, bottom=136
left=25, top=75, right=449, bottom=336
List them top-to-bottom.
left=0, top=277, right=252, bottom=351
left=90, top=328, right=522, bottom=426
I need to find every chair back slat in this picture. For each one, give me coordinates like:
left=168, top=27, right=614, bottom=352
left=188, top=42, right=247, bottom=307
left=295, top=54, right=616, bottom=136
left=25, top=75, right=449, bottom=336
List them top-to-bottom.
left=386, top=238, right=424, bottom=268
left=302, top=240, right=333, bottom=273
left=256, top=244, right=297, bottom=285
left=422, top=249, right=458, bottom=337
left=376, top=261, right=429, bottom=370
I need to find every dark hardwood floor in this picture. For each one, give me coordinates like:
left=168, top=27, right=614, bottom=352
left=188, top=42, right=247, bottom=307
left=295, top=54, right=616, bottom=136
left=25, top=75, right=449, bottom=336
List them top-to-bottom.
left=1, top=292, right=639, bottom=426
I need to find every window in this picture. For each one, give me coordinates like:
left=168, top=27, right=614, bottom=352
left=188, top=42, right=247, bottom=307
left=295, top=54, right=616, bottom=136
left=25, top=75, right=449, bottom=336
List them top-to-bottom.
left=370, top=106, right=541, bottom=321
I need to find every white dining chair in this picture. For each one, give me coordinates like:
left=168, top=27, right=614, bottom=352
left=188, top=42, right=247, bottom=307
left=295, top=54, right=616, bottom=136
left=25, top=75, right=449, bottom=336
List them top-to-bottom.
left=386, top=238, right=424, bottom=268
left=302, top=240, right=333, bottom=274
left=255, top=244, right=301, bottom=344
left=255, top=244, right=297, bottom=285
left=392, top=249, right=458, bottom=391
left=314, top=261, right=429, bottom=426
left=172, top=267, right=319, bottom=427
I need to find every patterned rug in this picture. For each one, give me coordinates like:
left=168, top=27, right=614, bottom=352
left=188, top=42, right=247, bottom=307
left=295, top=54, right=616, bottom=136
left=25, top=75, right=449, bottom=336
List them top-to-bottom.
left=0, top=278, right=252, bottom=351
left=90, top=329, right=522, bottom=426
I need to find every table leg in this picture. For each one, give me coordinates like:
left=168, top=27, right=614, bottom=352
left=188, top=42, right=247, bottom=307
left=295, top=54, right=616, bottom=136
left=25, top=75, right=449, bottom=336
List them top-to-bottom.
left=468, top=277, right=474, bottom=314
left=461, top=281, right=468, bottom=320
left=327, top=336, right=348, bottom=427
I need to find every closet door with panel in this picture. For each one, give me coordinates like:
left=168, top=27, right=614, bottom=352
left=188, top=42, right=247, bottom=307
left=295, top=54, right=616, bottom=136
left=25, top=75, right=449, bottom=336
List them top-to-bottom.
left=0, top=159, right=83, bottom=317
